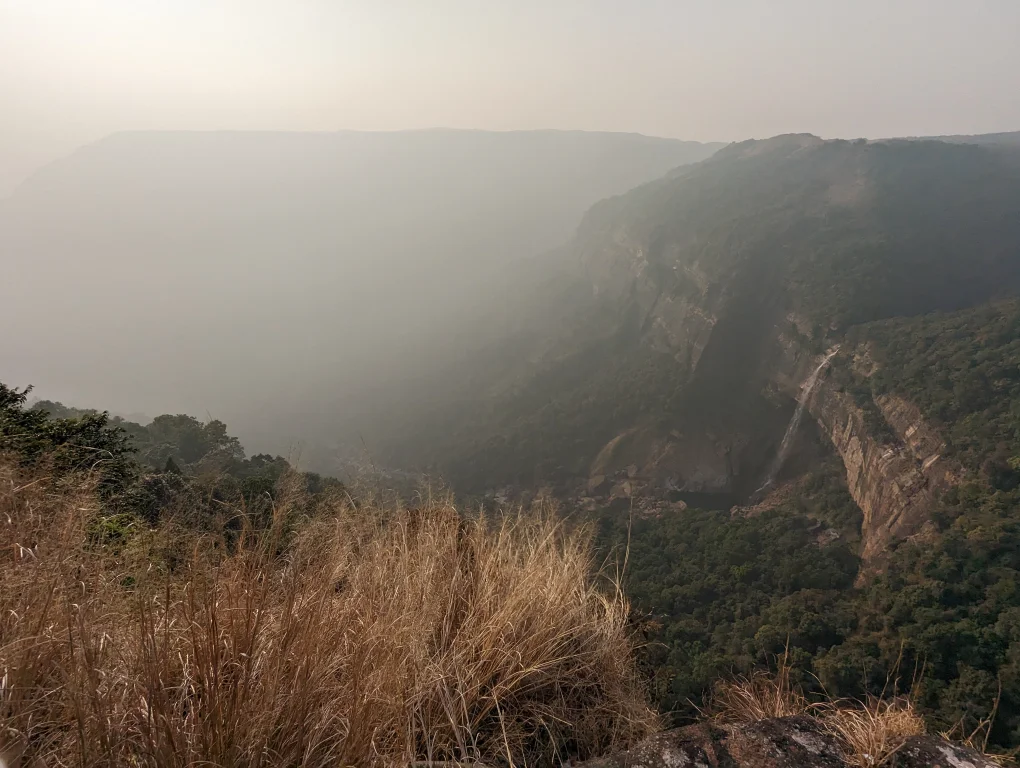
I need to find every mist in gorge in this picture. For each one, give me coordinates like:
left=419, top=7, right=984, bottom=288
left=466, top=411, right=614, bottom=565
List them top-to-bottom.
left=0, top=129, right=720, bottom=468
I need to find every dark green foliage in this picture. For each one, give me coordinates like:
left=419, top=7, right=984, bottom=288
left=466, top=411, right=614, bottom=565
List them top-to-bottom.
left=845, top=300, right=1020, bottom=474
left=608, top=302, right=1020, bottom=746
left=2, top=383, right=136, bottom=497
left=13, top=383, right=343, bottom=532
left=30, top=400, right=245, bottom=473
left=142, top=414, right=245, bottom=468
left=604, top=465, right=1020, bottom=748
left=124, top=468, right=196, bottom=526
left=597, top=469, right=860, bottom=721
left=819, top=477, right=1020, bottom=746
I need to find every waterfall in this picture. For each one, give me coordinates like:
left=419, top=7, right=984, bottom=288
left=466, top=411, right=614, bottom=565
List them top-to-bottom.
left=753, top=346, right=840, bottom=498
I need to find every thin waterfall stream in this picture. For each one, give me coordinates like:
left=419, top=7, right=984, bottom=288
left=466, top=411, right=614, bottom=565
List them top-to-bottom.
left=753, top=346, right=840, bottom=498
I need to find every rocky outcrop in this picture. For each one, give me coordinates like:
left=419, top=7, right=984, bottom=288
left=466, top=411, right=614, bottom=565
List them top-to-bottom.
left=589, top=427, right=736, bottom=493
left=576, top=716, right=848, bottom=768
left=575, top=717, right=1000, bottom=768
left=891, top=736, right=1004, bottom=767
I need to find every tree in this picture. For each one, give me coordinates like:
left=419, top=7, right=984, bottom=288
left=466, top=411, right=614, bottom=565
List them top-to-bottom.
left=1, top=382, right=136, bottom=497
left=142, top=414, right=245, bottom=468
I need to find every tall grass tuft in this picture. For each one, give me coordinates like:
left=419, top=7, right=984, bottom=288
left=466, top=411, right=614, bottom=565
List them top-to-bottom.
left=0, top=459, right=656, bottom=767
left=710, top=652, right=808, bottom=723
left=711, top=656, right=926, bottom=768
left=818, top=696, right=925, bottom=768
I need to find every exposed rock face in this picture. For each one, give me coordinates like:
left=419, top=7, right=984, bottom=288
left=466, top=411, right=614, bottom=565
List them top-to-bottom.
left=578, top=224, right=720, bottom=372
left=579, top=239, right=789, bottom=498
left=767, top=331, right=964, bottom=573
left=808, top=376, right=964, bottom=575
left=589, top=426, right=736, bottom=493
left=576, top=718, right=999, bottom=768
left=890, top=736, right=1002, bottom=767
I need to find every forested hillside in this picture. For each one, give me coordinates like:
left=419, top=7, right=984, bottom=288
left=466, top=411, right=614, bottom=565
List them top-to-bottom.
left=590, top=301, right=1020, bottom=750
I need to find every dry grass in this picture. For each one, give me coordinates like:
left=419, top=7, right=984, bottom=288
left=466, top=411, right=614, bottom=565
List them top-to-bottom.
left=0, top=458, right=656, bottom=767
left=710, top=654, right=808, bottom=723
left=712, top=659, right=924, bottom=767
left=939, top=687, right=1019, bottom=766
left=818, top=696, right=925, bottom=768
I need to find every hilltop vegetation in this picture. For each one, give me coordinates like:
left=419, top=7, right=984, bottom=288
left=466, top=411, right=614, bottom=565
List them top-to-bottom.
left=576, top=136, right=1020, bottom=327
left=2, top=383, right=339, bottom=535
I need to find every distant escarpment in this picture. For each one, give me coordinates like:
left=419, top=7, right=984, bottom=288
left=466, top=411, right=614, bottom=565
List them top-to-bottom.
left=0, top=128, right=723, bottom=447
left=388, top=134, right=1020, bottom=568
left=569, top=135, right=1020, bottom=562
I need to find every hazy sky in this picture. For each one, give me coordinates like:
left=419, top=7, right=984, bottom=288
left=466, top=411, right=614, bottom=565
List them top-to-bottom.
left=2, top=0, right=1020, bottom=197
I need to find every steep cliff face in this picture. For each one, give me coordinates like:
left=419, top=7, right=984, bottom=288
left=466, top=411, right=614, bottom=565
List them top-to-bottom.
left=573, top=188, right=791, bottom=496
left=578, top=222, right=721, bottom=372
left=610, top=286, right=964, bottom=570
left=764, top=330, right=964, bottom=570
left=809, top=378, right=964, bottom=572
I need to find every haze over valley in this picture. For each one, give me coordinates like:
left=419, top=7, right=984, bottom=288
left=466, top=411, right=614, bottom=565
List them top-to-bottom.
left=0, top=128, right=723, bottom=463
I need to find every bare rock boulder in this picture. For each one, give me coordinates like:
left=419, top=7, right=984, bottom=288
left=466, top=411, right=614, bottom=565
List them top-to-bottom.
left=575, top=715, right=849, bottom=767
left=889, top=736, right=1003, bottom=768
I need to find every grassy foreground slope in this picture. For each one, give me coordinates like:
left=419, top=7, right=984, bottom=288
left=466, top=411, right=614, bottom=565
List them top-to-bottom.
left=0, top=384, right=655, bottom=766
